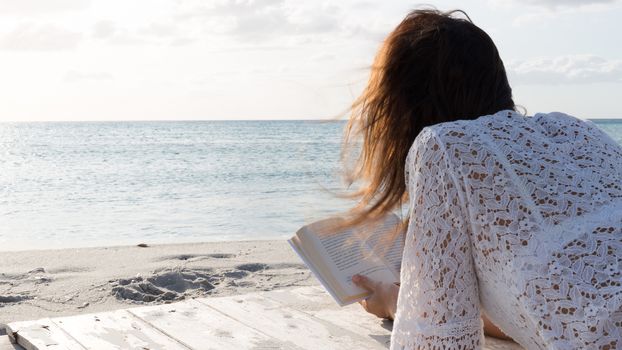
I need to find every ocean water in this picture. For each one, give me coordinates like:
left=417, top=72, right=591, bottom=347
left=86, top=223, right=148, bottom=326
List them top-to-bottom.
left=1, top=119, right=621, bottom=252
left=591, top=119, right=622, bottom=144
left=0, top=121, right=353, bottom=251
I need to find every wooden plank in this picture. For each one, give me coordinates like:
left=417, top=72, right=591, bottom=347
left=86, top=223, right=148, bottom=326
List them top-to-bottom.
left=260, top=286, right=332, bottom=310
left=5, top=287, right=524, bottom=350
left=261, top=287, right=522, bottom=350
left=261, top=287, right=390, bottom=348
left=197, top=293, right=382, bottom=350
left=128, top=298, right=293, bottom=349
left=298, top=305, right=391, bottom=347
left=51, top=310, right=189, bottom=350
left=5, top=319, right=84, bottom=350
left=0, top=335, right=25, bottom=350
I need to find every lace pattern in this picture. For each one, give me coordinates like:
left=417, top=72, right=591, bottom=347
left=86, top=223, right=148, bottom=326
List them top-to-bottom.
left=392, top=110, right=622, bottom=349
left=392, top=128, right=483, bottom=349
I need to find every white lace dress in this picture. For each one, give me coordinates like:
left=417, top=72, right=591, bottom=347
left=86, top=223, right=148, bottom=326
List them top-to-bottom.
left=391, top=110, right=622, bottom=349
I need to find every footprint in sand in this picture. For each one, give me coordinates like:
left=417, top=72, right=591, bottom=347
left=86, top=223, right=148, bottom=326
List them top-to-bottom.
left=158, top=253, right=235, bottom=262
left=111, top=263, right=311, bottom=304
left=233, top=263, right=306, bottom=272
left=234, top=263, right=269, bottom=272
left=268, top=263, right=307, bottom=270
left=0, top=268, right=52, bottom=306
left=1, top=268, right=53, bottom=284
left=111, top=268, right=217, bottom=303
left=222, top=270, right=249, bottom=279
left=0, top=294, right=32, bottom=304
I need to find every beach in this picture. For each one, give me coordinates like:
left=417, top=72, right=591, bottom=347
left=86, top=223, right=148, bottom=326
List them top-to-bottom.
left=1, top=119, right=620, bottom=339
left=0, top=240, right=314, bottom=325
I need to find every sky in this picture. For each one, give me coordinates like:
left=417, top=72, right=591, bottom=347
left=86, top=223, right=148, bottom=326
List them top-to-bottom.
left=0, top=0, right=620, bottom=121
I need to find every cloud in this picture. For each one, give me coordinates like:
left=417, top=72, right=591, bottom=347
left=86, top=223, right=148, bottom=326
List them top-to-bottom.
left=0, top=0, right=90, bottom=14
left=175, top=0, right=362, bottom=43
left=490, top=0, right=620, bottom=24
left=492, top=0, right=618, bottom=8
left=520, top=0, right=616, bottom=7
left=91, top=20, right=194, bottom=47
left=92, top=20, right=116, bottom=39
left=91, top=22, right=146, bottom=46
left=138, top=22, right=196, bottom=46
left=0, top=23, right=81, bottom=51
left=138, top=23, right=179, bottom=38
left=310, top=53, right=337, bottom=62
left=508, top=55, right=622, bottom=85
left=63, top=70, right=113, bottom=83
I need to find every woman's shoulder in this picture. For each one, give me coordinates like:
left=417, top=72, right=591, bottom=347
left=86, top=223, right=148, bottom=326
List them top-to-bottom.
left=407, top=109, right=593, bottom=162
left=423, top=109, right=516, bottom=139
left=428, top=109, right=591, bottom=141
left=406, top=110, right=581, bottom=165
left=414, top=110, right=510, bottom=149
left=531, top=111, right=599, bottom=136
left=406, top=112, right=497, bottom=162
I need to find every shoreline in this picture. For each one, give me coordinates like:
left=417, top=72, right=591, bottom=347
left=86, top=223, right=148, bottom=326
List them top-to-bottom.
left=0, top=236, right=293, bottom=253
left=0, top=240, right=315, bottom=324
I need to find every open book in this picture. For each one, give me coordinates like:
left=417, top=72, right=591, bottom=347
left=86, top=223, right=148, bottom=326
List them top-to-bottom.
left=289, top=213, right=405, bottom=306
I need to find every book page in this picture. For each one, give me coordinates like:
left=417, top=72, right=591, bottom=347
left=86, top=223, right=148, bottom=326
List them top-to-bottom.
left=361, top=214, right=405, bottom=274
left=300, top=215, right=402, bottom=302
left=288, top=236, right=342, bottom=303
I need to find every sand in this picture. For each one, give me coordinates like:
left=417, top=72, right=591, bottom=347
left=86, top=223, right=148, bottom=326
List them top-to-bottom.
left=0, top=240, right=315, bottom=326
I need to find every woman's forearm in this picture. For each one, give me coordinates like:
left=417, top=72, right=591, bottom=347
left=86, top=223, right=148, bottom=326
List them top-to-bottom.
left=482, top=314, right=513, bottom=341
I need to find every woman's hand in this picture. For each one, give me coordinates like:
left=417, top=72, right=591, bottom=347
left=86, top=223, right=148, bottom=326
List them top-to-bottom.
left=352, top=274, right=400, bottom=320
left=352, top=276, right=514, bottom=341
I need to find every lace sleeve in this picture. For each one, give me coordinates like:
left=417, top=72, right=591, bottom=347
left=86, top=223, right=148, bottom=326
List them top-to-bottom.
left=391, top=127, right=483, bottom=350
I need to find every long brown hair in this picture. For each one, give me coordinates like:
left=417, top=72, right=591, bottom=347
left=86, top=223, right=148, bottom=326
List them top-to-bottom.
left=342, top=9, right=515, bottom=230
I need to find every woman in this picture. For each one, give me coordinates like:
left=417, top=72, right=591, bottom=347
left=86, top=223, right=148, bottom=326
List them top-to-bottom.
left=343, top=9, right=622, bottom=349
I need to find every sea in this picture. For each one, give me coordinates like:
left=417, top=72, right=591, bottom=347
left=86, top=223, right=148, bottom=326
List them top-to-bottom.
left=1, top=119, right=621, bottom=252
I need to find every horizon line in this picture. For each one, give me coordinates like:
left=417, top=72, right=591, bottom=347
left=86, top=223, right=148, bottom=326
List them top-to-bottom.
left=1, top=117, right=621, bottom=123
left=0, top=118, right=350, bottom=123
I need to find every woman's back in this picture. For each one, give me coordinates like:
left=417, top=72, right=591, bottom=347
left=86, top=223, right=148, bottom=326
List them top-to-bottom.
left=392, top=109, right=622, bottom=349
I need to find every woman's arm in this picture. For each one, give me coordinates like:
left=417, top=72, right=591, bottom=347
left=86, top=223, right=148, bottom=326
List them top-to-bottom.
left=352, top=128, right=514, bottom=346
left=352, top=274, right=514, bottom=341
left=482, top=314, right=513, bottom=341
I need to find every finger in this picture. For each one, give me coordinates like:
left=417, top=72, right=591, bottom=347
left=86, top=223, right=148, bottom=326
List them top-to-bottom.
left=352, top=274, right=374, bottom=292
left=359, top=299, right=369, bottom=312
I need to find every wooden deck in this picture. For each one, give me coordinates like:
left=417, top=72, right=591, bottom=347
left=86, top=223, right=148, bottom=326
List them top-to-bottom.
left=3, top=286, right=522, bottom=349
left=0, top=335, right=24, bottom=350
